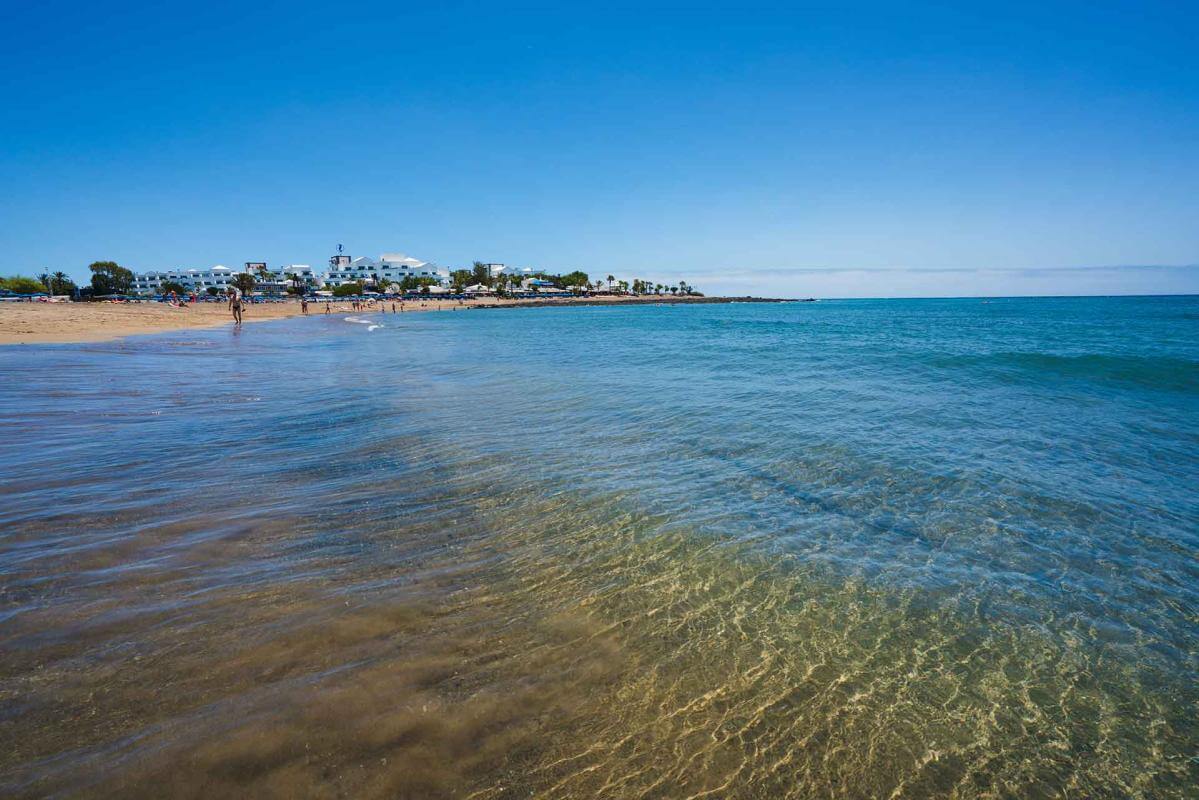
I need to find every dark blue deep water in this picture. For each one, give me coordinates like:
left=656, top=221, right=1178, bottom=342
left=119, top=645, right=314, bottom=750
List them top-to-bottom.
left=1, top=296, right=1196, bottom=798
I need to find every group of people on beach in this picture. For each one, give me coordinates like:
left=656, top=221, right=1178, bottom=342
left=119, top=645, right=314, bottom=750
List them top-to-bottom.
left=223, top=287, right=396, bottom=325
left=219, top=288, right=481, bottom=326
left=352, top=298, right=411, bottom=313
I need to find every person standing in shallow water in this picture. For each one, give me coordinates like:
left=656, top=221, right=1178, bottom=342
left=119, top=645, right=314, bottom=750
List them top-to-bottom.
left=227, top=288, right=243, bottom=326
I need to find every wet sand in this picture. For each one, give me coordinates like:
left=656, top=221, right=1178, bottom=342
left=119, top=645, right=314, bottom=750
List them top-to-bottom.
left=0, top=296, right=785, bottom=345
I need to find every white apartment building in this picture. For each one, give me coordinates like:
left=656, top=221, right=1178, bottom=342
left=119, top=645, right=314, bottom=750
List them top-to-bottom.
left=131, top=251, right=445, bottom=294
left=324, top=252, right=449, bottom=287
left=131, top=264, right=321, bottom=295
left=262, top=264, right=320, bottom=291
left=131, top=265, right=240, bottom=294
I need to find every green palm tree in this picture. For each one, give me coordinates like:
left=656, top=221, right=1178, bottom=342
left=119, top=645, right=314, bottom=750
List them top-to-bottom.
left=233, top=272, right=256, bottom=295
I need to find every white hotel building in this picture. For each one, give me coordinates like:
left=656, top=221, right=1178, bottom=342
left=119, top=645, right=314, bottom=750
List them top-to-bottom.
left=130, top=251, right=447, bottom=295
left=324, top=252, right=449, bottom=287
left=131, top=264, right=319, bottom=294
left=131, top=265, right=238, bottom=294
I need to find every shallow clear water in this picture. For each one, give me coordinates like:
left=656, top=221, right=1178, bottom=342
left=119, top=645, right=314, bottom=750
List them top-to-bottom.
left=1, top=297, right=1196, bottom=798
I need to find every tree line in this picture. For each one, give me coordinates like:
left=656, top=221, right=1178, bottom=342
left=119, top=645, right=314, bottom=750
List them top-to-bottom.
left=2, top=260, right=701, bottom=299
left=0, top=262, right=138, bottom=297
left=446, top=263, right=699, bottom=296
left=1, top=271, right=80, bottom=295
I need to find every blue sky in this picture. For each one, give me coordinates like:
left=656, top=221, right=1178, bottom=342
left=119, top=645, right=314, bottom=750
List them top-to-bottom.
left=1, top=1, right=1195, bottom=297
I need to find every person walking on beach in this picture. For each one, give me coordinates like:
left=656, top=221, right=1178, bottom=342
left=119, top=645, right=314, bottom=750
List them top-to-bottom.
left=228, top=288, right=243, bottom=326
left=301, top=297, right=309, bottom=315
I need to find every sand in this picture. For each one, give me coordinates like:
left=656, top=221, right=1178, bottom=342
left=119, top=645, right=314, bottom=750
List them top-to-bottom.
left=0, top=295, right=773, bottom=345
left=0, top=300, right=308, bottom=344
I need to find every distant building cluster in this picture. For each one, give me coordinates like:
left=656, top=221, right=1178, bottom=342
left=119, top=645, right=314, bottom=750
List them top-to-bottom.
left=122, top=247, right=696, bottom=299
left=130, top=250, right=546, bottom=295
left=131, top=250, right=445, bottom=295
left=132, top=264, right=319, bottom=294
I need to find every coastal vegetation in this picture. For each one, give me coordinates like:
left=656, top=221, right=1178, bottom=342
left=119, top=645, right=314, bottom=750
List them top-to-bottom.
left=88, top=261, right=134, bottom=296
left=0, top=264, right=139, bottom=300
left=442, top=265, right=703, bottom=298
left=449, top=269, right=476, bottom=291
left=37, top=271, right=78, bottom=295
left=0, top=273, right=83, bottom=296
left=231, top=273, right=257, bottom=295
left=1, top=275, right=49, bottom=294
left=397, top=276, right=439, bottom=293
left=332, top=281, right=365, bottom=297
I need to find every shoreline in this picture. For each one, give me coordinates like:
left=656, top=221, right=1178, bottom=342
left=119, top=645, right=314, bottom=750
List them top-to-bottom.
left=0, top=295, right=795, bottom=345
left=476, top=295, right=796, bottom=310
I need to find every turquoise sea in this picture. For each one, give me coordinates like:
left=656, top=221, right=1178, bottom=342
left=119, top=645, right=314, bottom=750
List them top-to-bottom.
left=1, top=296, right=1196, bottom=798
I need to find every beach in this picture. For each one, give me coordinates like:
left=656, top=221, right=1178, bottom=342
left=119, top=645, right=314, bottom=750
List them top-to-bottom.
left=4, top=0, right=1192, bottom=793
left=0, top=295, right=784, bottom=345
left=0, top=297, right=1195, bottom=798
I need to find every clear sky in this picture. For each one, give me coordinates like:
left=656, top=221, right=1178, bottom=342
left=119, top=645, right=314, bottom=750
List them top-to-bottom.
left=1, top=1, right=1196, bottom=297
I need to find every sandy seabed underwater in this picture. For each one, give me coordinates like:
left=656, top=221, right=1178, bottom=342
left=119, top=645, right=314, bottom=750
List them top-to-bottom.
left=1, top=296, right=1196, bottom=798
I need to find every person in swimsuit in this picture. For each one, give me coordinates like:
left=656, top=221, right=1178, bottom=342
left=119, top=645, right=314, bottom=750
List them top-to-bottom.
left=228, top=288, right=244, bottom=325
